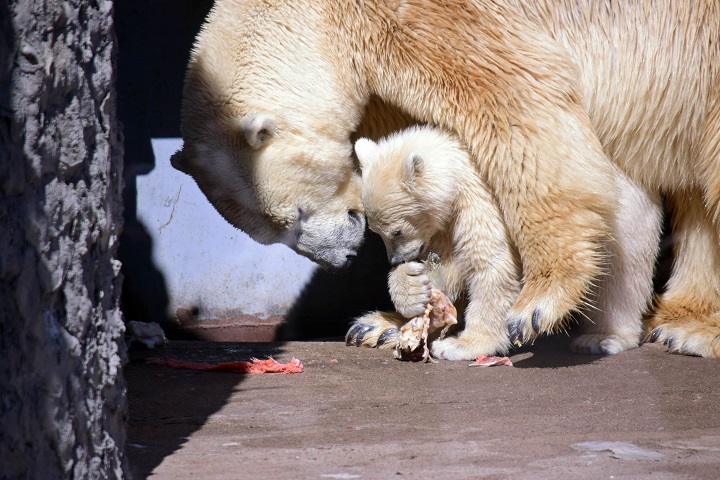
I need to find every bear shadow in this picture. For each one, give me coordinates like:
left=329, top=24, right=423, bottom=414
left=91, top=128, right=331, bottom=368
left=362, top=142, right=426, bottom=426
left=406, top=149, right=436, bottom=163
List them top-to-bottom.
left=277, top=229, right=394, bottom=341
left=509, top=326, right=601, bottom=369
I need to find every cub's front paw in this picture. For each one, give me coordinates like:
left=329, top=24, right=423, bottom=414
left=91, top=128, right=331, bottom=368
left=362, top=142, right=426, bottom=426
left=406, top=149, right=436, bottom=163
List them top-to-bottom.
left=388, top=261, right=432, bottom=318
left=345, top=311, right=406, bottom=349
left=431, top=336, right=508, bottom=361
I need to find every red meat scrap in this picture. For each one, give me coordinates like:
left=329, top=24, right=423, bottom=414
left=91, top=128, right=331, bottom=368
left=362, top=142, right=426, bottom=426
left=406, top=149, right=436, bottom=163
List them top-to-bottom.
left=469, top=354, right=513, bottom=367
left=147, top=356, right=304, bottom=374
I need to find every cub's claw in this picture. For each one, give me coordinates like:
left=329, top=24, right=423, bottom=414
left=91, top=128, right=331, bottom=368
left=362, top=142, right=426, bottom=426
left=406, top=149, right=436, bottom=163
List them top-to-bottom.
left=344, top=323, right=361, bottom=345
left=345, top=324, right=374, bottom=346
left=354, top=325, right=375, bottom=346
left=377, top=328, right=400, bottom=346
left=649, top=328, right=662, bottom=343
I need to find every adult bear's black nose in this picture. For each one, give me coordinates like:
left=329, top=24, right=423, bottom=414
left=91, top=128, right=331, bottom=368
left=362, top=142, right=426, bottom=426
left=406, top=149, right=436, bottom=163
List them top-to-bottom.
left=327, top=253, right=357, bottom=273
left=340, top=253, right=357, bottom=271
left=390, top=257, right=405, bottom=268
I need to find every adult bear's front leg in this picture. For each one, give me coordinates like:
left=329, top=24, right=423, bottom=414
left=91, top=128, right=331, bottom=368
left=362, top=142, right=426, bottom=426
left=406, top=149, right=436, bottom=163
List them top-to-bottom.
left=495, top=113, right=618, bottom=346
left=503, top=185, right=613, bottom=347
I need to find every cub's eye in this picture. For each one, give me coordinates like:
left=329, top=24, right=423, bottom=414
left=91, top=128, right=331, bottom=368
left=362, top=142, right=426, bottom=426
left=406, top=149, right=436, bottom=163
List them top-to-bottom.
left=391, top=230, right=402, bottom=237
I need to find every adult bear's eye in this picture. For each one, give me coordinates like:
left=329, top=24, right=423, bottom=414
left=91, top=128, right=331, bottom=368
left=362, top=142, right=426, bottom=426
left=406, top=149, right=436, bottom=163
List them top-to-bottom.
left=347, top=209, right=362, bottom=224
left=391, top=230, right=402, bottom=237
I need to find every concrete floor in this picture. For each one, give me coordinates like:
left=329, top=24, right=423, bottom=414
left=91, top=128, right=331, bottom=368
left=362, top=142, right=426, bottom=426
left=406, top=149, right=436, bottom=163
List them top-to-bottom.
left=126, top=337, right=720, bottom=480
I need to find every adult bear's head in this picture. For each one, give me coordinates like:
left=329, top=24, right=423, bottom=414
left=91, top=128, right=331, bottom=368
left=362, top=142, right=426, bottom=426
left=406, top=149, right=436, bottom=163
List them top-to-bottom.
left=171, top=0, right=368, bottom=273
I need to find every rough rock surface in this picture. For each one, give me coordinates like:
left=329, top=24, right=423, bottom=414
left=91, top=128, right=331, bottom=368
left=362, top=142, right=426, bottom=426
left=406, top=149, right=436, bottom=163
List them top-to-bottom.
left=0, top=1, right=127, bottom=478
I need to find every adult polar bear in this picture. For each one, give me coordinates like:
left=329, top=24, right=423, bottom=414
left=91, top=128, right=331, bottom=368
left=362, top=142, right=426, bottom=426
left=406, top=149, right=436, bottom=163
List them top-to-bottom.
left=172, top=0, right=720, bottom=358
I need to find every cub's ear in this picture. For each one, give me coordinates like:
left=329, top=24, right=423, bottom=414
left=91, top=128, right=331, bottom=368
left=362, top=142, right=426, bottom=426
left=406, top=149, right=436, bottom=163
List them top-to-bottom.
left=241, top=113, right=277, bottom=149
left=354, top=137, right=379, bottom=171
left=170, top=148, right=192, bottom=174
left=403, top=152, right=424, bottom=182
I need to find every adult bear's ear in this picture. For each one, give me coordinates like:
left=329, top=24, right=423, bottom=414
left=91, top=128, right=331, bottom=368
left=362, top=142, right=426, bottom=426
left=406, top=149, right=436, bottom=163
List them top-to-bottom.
left=241, top=113, right=277, bottom=149
left=354, top=137, right=378, bottom=171
left=170, top=148, right=192, bottom=174
left=403, top=152, right=424, bottom=182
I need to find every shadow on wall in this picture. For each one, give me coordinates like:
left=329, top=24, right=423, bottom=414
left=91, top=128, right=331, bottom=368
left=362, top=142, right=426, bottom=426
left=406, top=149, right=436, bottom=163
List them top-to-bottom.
left=115, top=0, right=214, bottom=331
left=279, top=231, right=394, bottom=341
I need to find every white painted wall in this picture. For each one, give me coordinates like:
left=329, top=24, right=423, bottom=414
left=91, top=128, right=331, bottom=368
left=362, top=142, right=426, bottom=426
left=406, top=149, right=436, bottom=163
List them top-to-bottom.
left=136, top=138, right=318, bottom=319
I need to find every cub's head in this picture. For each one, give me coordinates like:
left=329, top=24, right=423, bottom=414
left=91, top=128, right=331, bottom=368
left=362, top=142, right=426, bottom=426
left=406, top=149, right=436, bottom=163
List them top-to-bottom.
left=170, top=1, right=367, bottom=273
left=355, top=126, right=464, bottom=267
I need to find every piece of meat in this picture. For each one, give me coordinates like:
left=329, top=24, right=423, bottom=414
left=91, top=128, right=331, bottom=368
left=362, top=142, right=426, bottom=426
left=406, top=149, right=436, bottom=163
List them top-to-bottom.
left=394, top=253, right=458, bottom=363
left=394, top=287, right=458, bottom=362
left=468, top=354, right=513, bottom=367
left=147, top=356, right=304, bottom=374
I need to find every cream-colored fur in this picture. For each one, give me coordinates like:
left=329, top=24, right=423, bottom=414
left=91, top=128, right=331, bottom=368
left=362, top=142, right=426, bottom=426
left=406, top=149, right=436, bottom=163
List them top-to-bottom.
left=174, top=0, right=720, bottom=357
left=521, top=1, right=720, bottom=357
left=349, top=126, right=521, bottom=360
left=348, top=127, right=660, bottom=358
left=645, top=191, right=720, bottom=357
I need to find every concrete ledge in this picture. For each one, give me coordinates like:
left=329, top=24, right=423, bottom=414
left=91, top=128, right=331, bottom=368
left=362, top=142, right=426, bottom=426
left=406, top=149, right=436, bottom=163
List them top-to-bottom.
left=174, top=307, right=285, bottom=342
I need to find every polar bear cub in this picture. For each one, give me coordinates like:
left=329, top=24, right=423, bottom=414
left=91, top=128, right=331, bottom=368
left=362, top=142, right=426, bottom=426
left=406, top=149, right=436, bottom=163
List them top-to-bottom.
left=352, top=125, right=521, bottom=360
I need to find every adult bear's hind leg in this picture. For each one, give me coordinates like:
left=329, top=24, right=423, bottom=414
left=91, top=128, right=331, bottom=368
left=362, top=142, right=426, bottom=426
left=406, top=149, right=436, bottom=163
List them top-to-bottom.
left=571, top=173, right=663, bottom=355
left=645, top=190, right=720, bottom=358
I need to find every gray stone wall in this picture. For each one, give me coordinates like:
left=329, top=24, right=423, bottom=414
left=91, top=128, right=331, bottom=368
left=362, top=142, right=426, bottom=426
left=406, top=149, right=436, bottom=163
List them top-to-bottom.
left=0, top=0, right=127, bottom=478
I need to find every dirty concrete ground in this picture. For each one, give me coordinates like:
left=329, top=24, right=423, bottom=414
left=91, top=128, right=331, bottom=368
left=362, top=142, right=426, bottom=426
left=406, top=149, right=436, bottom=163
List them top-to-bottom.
left=126, top=336, right=720, bottom=480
